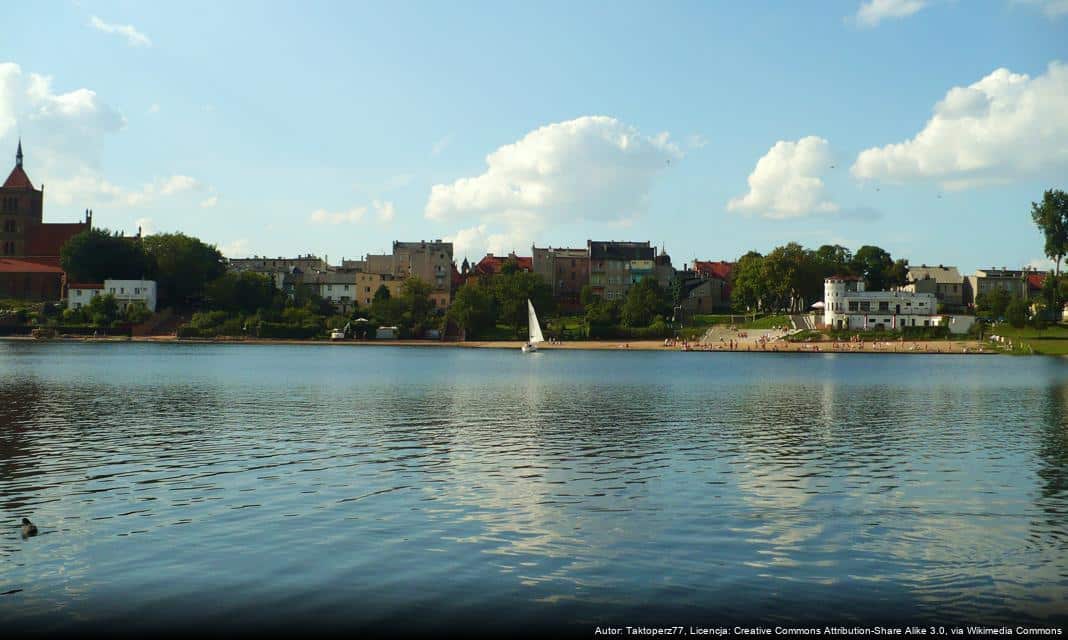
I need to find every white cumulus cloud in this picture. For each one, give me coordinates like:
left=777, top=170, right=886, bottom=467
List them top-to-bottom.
left=855, top=0, right=928, bottom=27
left=1014, top=0, right=1068, bottom=18
left=89, top=16, right=152, bottom=47
left=1, top=61, right=212, bottom=214
left=852, top=61, right=1068, bottom=188
left=425, top=115, right=679, bottom=226
left=427, top=116, right=678, bottom=257
left=728, top=136, right=840, bottom=219
left=159, top=175, right=199, bottom=195
left=200, top=195, right=219, bottom=208
left=373, top=200, right=395, bottom=223
left=310, top=206, right=366, bottom=224
left=445, top=224, right=528, bottom=262
left=219, top=239, right=251, bottom=259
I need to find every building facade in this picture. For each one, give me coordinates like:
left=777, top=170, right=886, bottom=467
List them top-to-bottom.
left=0, top=142, right=91, bottom=300
left=587, top=240, right=656, bottom=301
left=532, top=246, right=589, bottom=311
left=228, top=254, right=326, bottom=274
left=904, top=265, right=964, bottom=310
left=966, top=268, right=1028, bottom=303
left=355, top=272, right=405, bottom=308
left=823, top=276, right=937, bottom=330
left=70, top=279, right=157, bottom=312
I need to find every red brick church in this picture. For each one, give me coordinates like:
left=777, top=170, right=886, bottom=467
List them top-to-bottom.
left=0, top=141, right=92, bottom=300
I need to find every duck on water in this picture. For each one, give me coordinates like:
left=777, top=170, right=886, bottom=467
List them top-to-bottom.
left=21, top=518, right=37, bottom=538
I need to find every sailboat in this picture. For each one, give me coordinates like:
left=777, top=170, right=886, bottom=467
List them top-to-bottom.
left=522, top=299, right=544, bottom=353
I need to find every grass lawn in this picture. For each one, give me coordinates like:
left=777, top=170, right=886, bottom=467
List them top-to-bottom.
left=741, top=313, right=792, bottom=330
left=990, top=323, right=1068, bottom=355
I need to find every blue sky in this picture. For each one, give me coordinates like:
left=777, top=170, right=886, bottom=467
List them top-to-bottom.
left=1, top=0, right=1065, bottom=272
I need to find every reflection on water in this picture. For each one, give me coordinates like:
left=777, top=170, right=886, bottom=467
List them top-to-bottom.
left=0, top=342, right=1067, bottom=632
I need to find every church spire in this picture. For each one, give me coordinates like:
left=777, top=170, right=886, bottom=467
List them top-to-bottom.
left=15, top=139, right=23, bottom=168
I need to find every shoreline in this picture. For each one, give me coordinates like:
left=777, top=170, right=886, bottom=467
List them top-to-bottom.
left=0, top=334, right=998, bottom=354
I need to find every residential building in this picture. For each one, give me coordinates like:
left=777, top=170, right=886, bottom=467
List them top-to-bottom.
left=0, top=141, right=91, bottom=300
left=392, top=240, right=453, bottom=307
left=587, top=240, right=656, bottom=301
left=532, top=246, right=589, bottom=311
left=654, top=250, right=674, bottom=289
left=467, top=252, right=533, bottom=287
left=228, top=254, right=326, bottom=274
left=691, top=260, right=734, bottom=309
left=904, top=265, right=965, bottom=310
left=966, top=268, right=1028, bottom=304
left=675, top=270, right=724, bottom=314
left=1025, top=270, right=1046, bottom=300
left=311, top=272, right=357, bottom=314
left=355, top=272, right=404, bottom=307
left=823, top=276, right=937, bottom=330
left=70, top=279, right=157, bottom=312
left=67, top=282, right=103, bottom=309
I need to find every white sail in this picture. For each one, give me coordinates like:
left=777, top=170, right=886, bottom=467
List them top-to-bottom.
left=527, top=299, right=544, bottom=344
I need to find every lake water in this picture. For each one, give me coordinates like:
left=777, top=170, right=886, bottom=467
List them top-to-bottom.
left=1, top=342, right=1067, bottom=635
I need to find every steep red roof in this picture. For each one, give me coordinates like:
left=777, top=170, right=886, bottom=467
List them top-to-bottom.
left=2, top=166, right=34, bottom=190
left=24, top=222, right=89, bottom=257
left=473, top=253, right=533, bottom=276
left=0, top=258, right=64, bottom=274
left=693, top=260, right=734, bottom=281
left=1027, top=273, right=1046, bottom=292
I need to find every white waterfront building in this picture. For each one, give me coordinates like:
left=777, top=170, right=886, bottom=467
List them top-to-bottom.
left=823, top=276, right=937, bottom=330
left=69, top=279, right=157, bottom=312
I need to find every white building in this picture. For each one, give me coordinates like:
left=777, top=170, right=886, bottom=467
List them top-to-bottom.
left=823, top=276, right=937, bottom=330
left=69, top=279, right=157, bottom=312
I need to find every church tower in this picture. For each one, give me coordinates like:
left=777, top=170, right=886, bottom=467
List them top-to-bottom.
left=1, top=140, right=44, bottom=256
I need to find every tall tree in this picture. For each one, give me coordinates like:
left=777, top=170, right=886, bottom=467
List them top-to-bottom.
left=1031, top=189, right=1068, bottom=309
left=60, top=228, right=153, bottom=283
left=142, top=233, right=226, bottom=308
left=852, top=245, right=894, bottom=291
left=730, top=251, right=766, bottom=313
left=493, top=270, right=553, bottom=337
left=205, top=271, right=278, bottom=314
left=621, top=277, right=669, bottom=327
left=447, top=282, right=495, bottom=339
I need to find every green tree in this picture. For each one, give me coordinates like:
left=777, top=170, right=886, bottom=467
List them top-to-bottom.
left=1031, top=189, right=1068, bottom=308
left=60, top=228, right=153, bottom=283
left=142, top=233, right=226, bottom=308
left=814, top=244, right=854, bottom=275
left=852, top=245, right=894, bottom=291
left=730, top=251, right=766, bottom=313
left=500, top=257, right=520, bottom=276
left=887, top=258, right=910, bottom=289
left=493, top=270, right=554, bottom=337
left=205, top=271, right=278, bottom=314
left=401, top=277, right=433, bottom=327
left=621, top=277, right=668, bottom=327
left=447, top=282, right=495, bottom=339
left=373, top=284, right=391, bottom=302
left=579, top=284, right=598, bottom=306
left=976, top=288, right=1012, bottom=320
left=86, top=293, right=119, bottom=327
left=1006, top=296, right=1029, bottom=328
left=585, top=299, right=621, bottom=329
left=123, top=300, right=152, bottom=324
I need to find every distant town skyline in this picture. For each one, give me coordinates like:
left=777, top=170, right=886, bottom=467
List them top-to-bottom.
left=1, top=1, right=1066, bottom=272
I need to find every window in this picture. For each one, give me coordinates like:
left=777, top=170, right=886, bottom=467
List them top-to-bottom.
left=2, top=197, right=16, bottom=213
left=2, top=219, right=15, bottom=232
left=848, top=301, right=858, bottom=312
left=859, top=301, right=870, bottom=311
left=878, top=301, right=889, bottom=311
